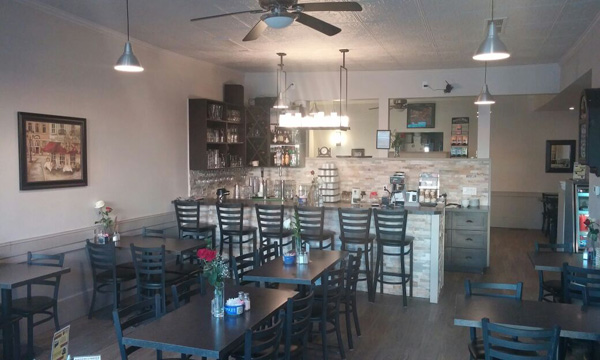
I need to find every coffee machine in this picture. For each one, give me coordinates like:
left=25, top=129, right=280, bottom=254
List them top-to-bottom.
left=389, top=172, right=406, bottom=205
left=216, top=188, right=230, bottom=203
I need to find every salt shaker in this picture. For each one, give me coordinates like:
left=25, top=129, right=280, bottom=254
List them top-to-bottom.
left=243, top=293, right=251, bottom=311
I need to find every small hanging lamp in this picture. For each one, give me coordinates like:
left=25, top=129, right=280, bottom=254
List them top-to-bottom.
left=115, top=0, right=144, bottom=72
left=473, top=0, right=510, bottom=61
left=273, top=53, right=289, bottom=109
left=475, top=62, right=495, bottom=105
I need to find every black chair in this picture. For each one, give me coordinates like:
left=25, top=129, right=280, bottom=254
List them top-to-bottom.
left=541, top=193, right=558, bottom=240
left=174, top=200, right=217, bottom=243
left=217, top=203, right=258, bottom=259
left=256, top=204, right=294, bottom=254
left=295, top=206, right=335, bottom=250
left=338, top=207, right=376, bottom=302
left=373, top=208, right=414, bottom=306
left=144, top=223, right=204, bottom=278
left=142, top=226, right=167, bottom=238
left=86, top=240, right=136, bottom=318
left=259, top=242, right=280, bottom=265
left=535, top=242, right=569, bottom=302
left=130, top=244, right=183, bottom=313
left=340, top=248, right=363, bottom=350
left=232, top=251, right=259, bottom=286
left=12, top=252, right=65, bottom=359
left=562, top=263, right=600, bottom=304
left=310, top=267, right=346, bottom=360
left=171, top=276, right=206, bottom=310
left=464, top=280, right=523, bottom=360
left=279, top=291, right=314, bottom=360
left=113, top=294, right=186, bottom=360
left=235, top=310, right=285, bottom=360
left=0, top=314, right=22, bottom=360
left=481, top=317, right=560, bottom=359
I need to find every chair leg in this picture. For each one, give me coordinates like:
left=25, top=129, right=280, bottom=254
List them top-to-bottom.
left=211, top=228, right=216, bottom=249
left=252, top=231, right=257, bottom=252
left=330, top=234, right=335, bottom=250
left=239, top=235, right=243, bottom=257
left=228, top=236, right=233, bottom=260
left=375, top=243, right=383, bottom=295
left=409, top=243, right=413, bottom=297
left=365, top=244, right=374, bottom=303
left=400, top=245, right=407, bottom=307
left=115, top=282, right=122, bottom=310
left=88, top=285, right=97, bottom=319
left=352, top=295, right=361, bottom=336
left=345, top=302, right=354, bottom=350
left=53, top=304, right=60, bottom=331
left=334, top=311, right=346, bottom=360
left=27, top=315, right=34, bottom=359
left=14, top=320, right=21, bottom=360
left=320, top=320, right=328, bottom=360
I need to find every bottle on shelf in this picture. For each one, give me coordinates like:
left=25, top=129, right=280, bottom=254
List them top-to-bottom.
left=277, top=130, right=284, bottom=143
left=284, top=150, right=290, bottom=166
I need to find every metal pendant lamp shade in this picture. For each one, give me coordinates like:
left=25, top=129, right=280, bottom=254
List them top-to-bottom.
left=115, top=0, right=143, bottom=72
left=473, top=0, right=510, bottom=61
left=475, top=84, right=495, bottom=105
left=273, top=92, right=289, bottom=109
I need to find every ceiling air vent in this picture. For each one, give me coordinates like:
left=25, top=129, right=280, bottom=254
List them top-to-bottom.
left=485, top=18, right=506, bottom=34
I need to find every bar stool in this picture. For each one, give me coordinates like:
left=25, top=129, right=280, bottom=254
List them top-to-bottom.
left=174, top=200, right=216, bottom=244
left=217, top=203, right=257, bottom=259
left=255, top=204, right=293, bottom=254
left=295, top=206, right=336, bottom=250
left=338, top=207, right=376, bottom=302
left=373, top=208, right=414, bottom=306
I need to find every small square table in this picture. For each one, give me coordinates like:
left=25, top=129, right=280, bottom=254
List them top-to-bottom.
left=115, top=235, right=207, bottom=255
left=243, top=250, right=349, bottom=288
left=528, top=251, right=588, bottom=272
left=0, top=263, right=71, bottom=360
left=122, top=285, right=295, bottom=359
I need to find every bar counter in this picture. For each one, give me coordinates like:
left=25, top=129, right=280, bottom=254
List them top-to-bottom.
left=190, top=198, right=445, bottom=303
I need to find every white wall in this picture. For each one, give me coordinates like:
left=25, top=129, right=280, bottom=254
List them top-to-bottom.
left=0, top=1, right=243, bottom=245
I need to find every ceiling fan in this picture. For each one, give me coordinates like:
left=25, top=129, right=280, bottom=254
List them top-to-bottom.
left=190, top=0, right=363, bottom=41
left=369, top=99, right=408, bottom=111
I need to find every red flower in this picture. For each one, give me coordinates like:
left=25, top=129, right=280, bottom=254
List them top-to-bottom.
left=310, top=170, right=315, bottom=176
left=105, top=207, right=112, bottom=212
left=584, top=219, right=591, bottom=227
left=197, top=248, right=216, bottom=262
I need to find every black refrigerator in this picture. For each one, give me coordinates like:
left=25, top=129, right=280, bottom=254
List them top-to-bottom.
left=563, top=179, right=590, bottom=252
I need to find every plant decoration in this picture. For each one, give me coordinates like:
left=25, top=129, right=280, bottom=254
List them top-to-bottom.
left=391, top=130, right=403, bottom=149
left=310, top=170, right=319, bottom=186
left=94, top=200, right=115, bottom=231
left=291, top=210, right=302, bottom=253
left=585, top=218, right=599, bottom=241
left=197, top=248, right=229, bottom=287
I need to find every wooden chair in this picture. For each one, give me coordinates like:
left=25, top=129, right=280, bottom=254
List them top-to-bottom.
left=217, top=203, right=257, bottom=259
left=255, top=204, right=294, bottom=254
left=295, top=206, right=335, bottom=250
left=86, top=240, right=136, bottom=318
left=535, top=242, right=569, bottom=302
left=340, top=248, right=363, bottom=350
left=231, top=251, right=259, bottom=286
left=12, top=252, right=65, bottom=359
left=171, top=276, right=206, bottom=310
left=464, top=280, right=523, bottom=360
left=279, top=291, right=314, bottom=360
left=112, top=294, right=186, bottom=360
left=481, top=317, right=560, bottom=360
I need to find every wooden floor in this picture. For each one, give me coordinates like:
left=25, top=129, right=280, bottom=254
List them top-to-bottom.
left=33, top=228, right=553, bottom=360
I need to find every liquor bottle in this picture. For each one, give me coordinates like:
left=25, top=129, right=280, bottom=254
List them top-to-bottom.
left=284, top=131, right=290, bottom=144
left=284, top=150, right=290, bottom=166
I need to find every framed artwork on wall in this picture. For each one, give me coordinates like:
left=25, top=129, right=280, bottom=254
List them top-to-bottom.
left=407, top=103, right=436, bottom=128
left=18, top=112, right=88, bottom=190
left=376, top=130, right=391, bottom=149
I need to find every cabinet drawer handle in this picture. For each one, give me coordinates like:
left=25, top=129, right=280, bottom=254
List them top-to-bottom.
left=466, top=220, right=473, bottom=223
left=465, top=238, right=473, bottom=241
left=466, top=256, right=472, bottom=260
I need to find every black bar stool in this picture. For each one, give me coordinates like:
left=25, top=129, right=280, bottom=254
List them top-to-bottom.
left=174, top=200, right=216, bottom=243
left=216, top=203, right=257, bottom=259
left=255, top=204, right=293, bottom=254
left=295, top=206, right=335, bottom=250
left=338, top=207, right=375, bottom=302
left=373, top=208, right=414, bottom=306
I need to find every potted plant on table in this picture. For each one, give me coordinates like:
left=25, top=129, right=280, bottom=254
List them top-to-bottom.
left=94, top=200, right=117, bottom=243
left=584, top=218, right=600, bottom=263
left=197, top=248, right=229, bottom=317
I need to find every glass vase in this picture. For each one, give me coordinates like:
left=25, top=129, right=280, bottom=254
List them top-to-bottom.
left=394, top=146, right=400, bottom=157
left=211, top=282, right=224, bottom=318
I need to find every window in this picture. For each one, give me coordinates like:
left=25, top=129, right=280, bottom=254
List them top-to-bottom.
left=35, top=123, right=39, bottom=133
left=42, top=124, right=47, bottom=133
left=51, top=124, right=56, bottom=134
left=59, top=154, right=65, bottom=165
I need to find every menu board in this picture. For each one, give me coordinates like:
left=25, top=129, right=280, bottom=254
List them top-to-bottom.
left=376, top=130, right=391, bottom=149
left=51, top=325, right=70, bottom=360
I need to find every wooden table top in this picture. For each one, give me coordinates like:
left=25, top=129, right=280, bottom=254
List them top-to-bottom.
left=115, top=236, right=207, bottom=255
left=243, top=250, right=348, bottom=286
left=527, top=251, right=590, bottom=272
left=0, top=263, right=70, bottom=290
left=122, top=285, right=295, bottom=359
left=454, top=294, right=600, bottom=341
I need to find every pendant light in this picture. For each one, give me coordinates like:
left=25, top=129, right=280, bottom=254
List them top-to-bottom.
left=115, top=0, right=144, bottom=72
left=473, top=0, right=510, bottom=61
left=273, top=53, right=289, bottom=109
left=475, top=62, right=495, bottom=105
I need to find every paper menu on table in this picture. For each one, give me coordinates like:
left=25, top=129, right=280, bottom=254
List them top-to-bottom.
left=51, top=325, right=70, bottom=360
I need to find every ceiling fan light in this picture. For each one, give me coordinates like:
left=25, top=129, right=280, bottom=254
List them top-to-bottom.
left=263, top=14, right=296, bottom=29
left=473, top=22, right=510, bottom=61
left=115, top=42, right=144, bottom=72
left=474, top=84, right=496, bottom=105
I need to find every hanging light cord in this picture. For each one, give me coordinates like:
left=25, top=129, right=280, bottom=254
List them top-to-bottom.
left=126, top=0, right=130, bottom=41
left=491, top=0, right=494, bottom=21
left=484, top=62, right=487, bottom=84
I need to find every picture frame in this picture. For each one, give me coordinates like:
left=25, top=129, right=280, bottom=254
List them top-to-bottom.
left=407, top=103, right=436, bottom=128
left=18, top=112, right=88, bottom=190
left=376, top=130, right=391, bottom=149
left=545, top=140, right=576, bottom=173
left=351, top=148, right=365, bottom=157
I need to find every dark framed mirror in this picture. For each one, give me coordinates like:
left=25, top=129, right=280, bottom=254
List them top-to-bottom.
left=545, top=140, right=576, bottom=173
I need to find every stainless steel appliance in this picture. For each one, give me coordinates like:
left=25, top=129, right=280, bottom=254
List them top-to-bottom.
left=319, top=163, right=341, bottom=203
left=389, top=172, right=406, bottom=205
left=564, top=179, right=589, bottom=252
left=216, top=188, right=230, bottom=203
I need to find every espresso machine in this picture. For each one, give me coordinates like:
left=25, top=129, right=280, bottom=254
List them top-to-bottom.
left=389, top=172, right=406, bottom=205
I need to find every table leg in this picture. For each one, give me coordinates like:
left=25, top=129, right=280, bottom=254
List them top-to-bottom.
left=2, top=288, right=14, bottom=360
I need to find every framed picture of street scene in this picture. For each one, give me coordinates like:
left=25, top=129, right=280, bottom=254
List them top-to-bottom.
left=18, top=112, right=87, bottom=190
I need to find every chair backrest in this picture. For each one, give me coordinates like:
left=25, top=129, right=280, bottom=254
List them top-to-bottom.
left=541, top=193, right=558, bottom=213
left=174, top=200, right=201, bottom=234
left=217, top=203, right=245, bottom=234
left=255, top=204, right=285, bottom=239
left=295, top=206, right=325, bottom=239
left=338, top=208, right=372, bottom=242
left=373, top=208, right=408, bottom=243
left=142, top=227, right=166, bottom=239
left=86, top=239, right=117, bottom=284
left=259, top=242, right=280, bottom=265
left=534, top=242, right=571, bottom=254
left=130, top=244, right=167, bottom=311
left=345, top=248, right=363, bottom=296
left=26, top=251, right=65, bottom=300
left=232, top=251, right=259, bottom=286
left=562, top=263, right=600, bottom=304
left=317, top=266, right=346, bottom=320
left=171, top=276, right=206, bottom=310
left=464, top=280, right=523, bottom=299
left=582, top=285, right=600, bottom=307
left=283, top=290, right=314, bottom=360
left=113, top=294, right=162, bottom=360
left=244, top=309, right=285, bottom=360
left=481, top=317, right=560, bottom=360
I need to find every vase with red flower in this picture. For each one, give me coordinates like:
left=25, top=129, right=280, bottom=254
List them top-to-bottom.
left=197, top=248, right=229, bottom=317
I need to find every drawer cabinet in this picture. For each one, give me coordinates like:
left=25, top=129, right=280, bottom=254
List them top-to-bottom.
left=445, top=208, right=489, bottom=273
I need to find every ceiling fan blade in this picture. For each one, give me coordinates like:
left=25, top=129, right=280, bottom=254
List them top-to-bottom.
left=299, top=2, right=363, bottom=12
left=190, top=9, right=265, bottom=22
left=296, top=13, right=341, bottom=36
left=243, top=20, right=268, bottom=41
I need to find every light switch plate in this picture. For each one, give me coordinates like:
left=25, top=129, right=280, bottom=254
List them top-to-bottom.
left=595, top=186, right=600, bottom=196
left=462, top=187, right=477, bottom=196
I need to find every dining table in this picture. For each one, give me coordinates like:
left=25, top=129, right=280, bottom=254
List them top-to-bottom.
left=114, top=235, right=207, bottom=255
left=243, top=249, right=349, bottom=288
left=528, top=251, right=590, bottom=272
left=0, top=263, right=71, bottom=360
left=121, top=285, right=296, bottom=359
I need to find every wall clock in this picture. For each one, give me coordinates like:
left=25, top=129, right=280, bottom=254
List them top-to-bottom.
left=318, top=147, right=331, bottom=157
